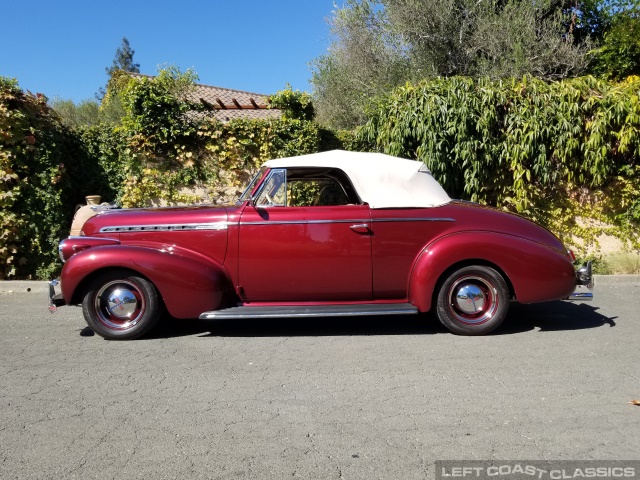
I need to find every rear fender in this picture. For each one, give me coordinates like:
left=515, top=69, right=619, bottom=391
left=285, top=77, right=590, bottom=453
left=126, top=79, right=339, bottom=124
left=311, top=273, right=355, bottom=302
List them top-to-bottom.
left=408, top=232, right=576, bottom=311
left=61, top=245, right=233, bottom=319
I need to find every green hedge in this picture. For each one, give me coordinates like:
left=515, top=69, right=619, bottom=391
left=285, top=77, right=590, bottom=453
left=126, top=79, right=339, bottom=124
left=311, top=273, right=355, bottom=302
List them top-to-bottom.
left=94, top=69, right=339, bottom=208
left=1, top=71, right=353, bottom=278
left=4, top=71, right=639, bottom=279
left=360, top=75, right=640, bottom=252
left=0, top=78, right=101, bottom=279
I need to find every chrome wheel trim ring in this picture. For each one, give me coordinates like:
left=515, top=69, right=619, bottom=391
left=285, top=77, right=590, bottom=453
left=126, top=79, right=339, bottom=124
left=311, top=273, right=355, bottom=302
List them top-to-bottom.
left=447, top=275, right=498, bottom=325
left=94, top=280, right=146, bottom=330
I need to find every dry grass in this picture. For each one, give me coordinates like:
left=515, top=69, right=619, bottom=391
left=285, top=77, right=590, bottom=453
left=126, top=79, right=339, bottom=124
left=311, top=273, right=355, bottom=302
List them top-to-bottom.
left=602, top=252, right=640, bottom=275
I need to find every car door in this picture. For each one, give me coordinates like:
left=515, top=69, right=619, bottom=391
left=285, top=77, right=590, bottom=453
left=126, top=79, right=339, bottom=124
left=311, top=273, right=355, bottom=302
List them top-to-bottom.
left=237, top=169, right=373, bottom=302
left=370, top=208, right=456, bottom=299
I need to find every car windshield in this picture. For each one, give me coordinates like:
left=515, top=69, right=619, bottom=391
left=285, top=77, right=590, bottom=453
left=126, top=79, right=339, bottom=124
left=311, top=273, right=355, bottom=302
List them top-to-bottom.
left=237, top=168, right=267, bottom=205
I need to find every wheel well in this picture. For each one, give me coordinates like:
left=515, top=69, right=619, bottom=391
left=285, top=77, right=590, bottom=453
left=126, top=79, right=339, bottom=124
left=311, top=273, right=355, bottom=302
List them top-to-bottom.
left=430, top=259, right=516, bottom=308
left=70, top=267, right=157, bottom=305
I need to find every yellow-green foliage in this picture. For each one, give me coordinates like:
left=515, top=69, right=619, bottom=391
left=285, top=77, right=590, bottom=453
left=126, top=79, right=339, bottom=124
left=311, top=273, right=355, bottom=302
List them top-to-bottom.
left=6, top=68, right=639, bottom=279
left=108, top=69, right=324, bottom=208
left=0, top=71, right=332, bottom=278
left=361, top=75, right=640, bottom=253
left=0, top=77, right=98, bottom=279
left=268, top=84, right=315, bottom=121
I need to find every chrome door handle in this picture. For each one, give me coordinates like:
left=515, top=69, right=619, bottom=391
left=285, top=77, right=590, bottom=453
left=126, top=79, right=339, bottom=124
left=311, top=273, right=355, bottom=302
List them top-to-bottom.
left=350, top=223, right=371, bottom=234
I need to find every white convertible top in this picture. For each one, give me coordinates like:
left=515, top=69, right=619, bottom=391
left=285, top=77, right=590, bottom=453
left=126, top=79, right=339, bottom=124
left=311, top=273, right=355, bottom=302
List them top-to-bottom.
left=263, top=150, right=451, bottom=209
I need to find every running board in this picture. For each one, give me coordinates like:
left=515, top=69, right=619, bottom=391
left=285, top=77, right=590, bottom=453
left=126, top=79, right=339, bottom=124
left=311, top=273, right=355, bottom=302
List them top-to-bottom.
left=199, top=303, right=418, bottom=320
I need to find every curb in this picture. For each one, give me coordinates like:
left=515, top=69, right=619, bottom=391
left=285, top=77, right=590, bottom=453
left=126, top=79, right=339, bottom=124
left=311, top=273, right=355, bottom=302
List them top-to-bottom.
left=592, top=274, right=640, bottom=286
left=1, top=275, right=638, bottom=295
left=0, top=281, right=52, bottom=294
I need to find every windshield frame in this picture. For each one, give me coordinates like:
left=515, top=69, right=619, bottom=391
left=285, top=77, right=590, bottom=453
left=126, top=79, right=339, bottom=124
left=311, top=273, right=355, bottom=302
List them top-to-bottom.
left=236, top=167, right=268, bottom=205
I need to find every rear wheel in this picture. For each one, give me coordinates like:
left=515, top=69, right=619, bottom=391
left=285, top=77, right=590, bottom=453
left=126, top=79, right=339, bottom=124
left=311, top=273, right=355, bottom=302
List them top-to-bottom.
left=436, top=265, right=509, bottom=335
left=82, top=270, right=160, bottom=340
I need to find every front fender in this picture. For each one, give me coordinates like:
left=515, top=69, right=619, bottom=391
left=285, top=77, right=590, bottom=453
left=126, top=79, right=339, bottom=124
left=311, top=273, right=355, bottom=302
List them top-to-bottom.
left=408, top=232, right=576, bottom=312
left=60, top=245, right=233, bottom=319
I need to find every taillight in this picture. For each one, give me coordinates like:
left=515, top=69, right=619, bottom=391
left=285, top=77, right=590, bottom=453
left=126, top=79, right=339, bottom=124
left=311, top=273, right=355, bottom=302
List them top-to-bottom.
left=567, top=249, right=576, bottom=262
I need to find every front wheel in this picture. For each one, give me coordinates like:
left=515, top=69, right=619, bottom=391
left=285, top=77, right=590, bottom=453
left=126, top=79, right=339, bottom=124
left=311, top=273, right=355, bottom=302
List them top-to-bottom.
left=436, top=265, right=509, bottom=335
left=82, top=270, right=160, bottom=340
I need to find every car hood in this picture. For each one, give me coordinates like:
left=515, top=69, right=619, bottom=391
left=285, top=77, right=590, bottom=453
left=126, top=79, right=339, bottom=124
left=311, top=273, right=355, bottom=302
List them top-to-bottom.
left=80, top=204, right=233, bottom=237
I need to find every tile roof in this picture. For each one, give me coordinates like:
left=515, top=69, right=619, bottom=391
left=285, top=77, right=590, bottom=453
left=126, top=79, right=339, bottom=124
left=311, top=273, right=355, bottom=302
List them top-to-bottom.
left=130, top=74, right=282, bottom=122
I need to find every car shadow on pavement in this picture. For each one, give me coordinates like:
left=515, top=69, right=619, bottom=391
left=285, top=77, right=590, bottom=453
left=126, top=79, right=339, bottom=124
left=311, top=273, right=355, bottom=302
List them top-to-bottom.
left=143, top=300, right=615, bottom=339
left=495, top=301, right=616, bottom=335
left=146, top=314, right=447, bottom=339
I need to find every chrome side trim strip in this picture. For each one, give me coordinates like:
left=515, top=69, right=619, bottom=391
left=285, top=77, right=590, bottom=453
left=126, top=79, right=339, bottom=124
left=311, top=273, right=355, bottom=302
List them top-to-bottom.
left=101, top=217, right=455, bottom=231
left=239, top=217, right=455, bottom=226
left=375, top=217, right=455, bottom=223
left=240, top=219, right=368, bottom=226
left=99, top=222, right=228, bottom=233
left=200, top=303, right=419, bottom=319
left=202, top=308, right=418, bottom=319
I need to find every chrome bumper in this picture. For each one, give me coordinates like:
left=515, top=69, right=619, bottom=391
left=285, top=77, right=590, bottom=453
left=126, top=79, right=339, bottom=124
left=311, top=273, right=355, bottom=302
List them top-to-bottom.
left=566, top=260, right=594, bottom=301
left=48, top=279, right=65, bottom=312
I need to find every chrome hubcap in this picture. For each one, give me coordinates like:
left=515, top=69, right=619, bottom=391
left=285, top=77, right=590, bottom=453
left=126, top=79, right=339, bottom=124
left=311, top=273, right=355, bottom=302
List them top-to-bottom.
left=448, top=275, right=498, bottom=325
left=94, top=280, right=145, bottom=330
left=455, top=284, right=486, bottom=314
left=107, top=288, right=138, bottom=319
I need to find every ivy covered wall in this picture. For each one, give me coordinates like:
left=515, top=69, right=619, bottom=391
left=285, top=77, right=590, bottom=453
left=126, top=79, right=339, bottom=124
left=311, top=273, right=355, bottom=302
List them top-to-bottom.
left=0, top=71, right=348, bottom=279
left=2, top=71, right=639, bottom=279
left=361, top=75, right=640, bottom=253
left=0, top=78, right=111, bottom=279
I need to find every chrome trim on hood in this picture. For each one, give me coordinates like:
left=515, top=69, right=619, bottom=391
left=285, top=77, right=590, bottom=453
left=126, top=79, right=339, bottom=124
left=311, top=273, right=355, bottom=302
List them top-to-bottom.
left=99, top=222, right=228, bottom=233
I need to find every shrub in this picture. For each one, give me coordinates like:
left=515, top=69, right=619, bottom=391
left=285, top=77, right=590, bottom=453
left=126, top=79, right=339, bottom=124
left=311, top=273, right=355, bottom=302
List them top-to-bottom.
left=110, top=70, right=325, bottom=207
left=360, top=75, right=640, bottom=253
left=1, top=78, right=84, bottom=278
left=268, top=85, right=315, bottom=121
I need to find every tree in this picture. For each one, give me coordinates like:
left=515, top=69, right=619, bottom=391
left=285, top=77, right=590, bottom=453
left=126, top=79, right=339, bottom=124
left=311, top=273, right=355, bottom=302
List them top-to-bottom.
left=311, top=0, right=592, bottom=128
left=311, top=0, right=411, bottom=128
left=586, top=0, right=640, bottom=79
left=51, top=37, right=142, bottom=127
left=96, top=37, right=140, bottom=104
left=99, top=37, right=141, bottom=119
left=107, top=37, right=140, bottom=77
left=269, top=84, right=316, bottom=121
left=49, top=96, right=125, bottom=128
left=50, top=98, right=101, bottom=128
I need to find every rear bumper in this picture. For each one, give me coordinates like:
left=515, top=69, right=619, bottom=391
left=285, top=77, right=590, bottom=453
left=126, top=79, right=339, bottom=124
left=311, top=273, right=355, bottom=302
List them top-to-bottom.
left=566, top=260, right=594, bottom=301
left=48, top=279, right=66, bottom=312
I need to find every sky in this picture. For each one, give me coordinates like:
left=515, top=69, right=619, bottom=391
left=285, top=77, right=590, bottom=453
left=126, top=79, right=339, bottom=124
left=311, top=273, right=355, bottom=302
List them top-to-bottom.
left=0, top=0, right=336, bottom=103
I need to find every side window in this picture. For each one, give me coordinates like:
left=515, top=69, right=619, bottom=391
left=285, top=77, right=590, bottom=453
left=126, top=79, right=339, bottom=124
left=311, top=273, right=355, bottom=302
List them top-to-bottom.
left=254, top=168, right=356, bottom=207
left=254, top=170, right=286, bottom=206
left=288, top=179, right=350, bottom=207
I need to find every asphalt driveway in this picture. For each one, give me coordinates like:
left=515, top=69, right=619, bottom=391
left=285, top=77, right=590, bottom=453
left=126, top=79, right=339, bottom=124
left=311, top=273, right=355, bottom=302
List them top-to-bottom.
left=0, top=277, right=638, bottom=480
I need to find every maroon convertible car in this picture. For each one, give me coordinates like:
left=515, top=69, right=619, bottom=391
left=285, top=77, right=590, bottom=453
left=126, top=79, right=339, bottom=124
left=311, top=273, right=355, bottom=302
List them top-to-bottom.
left=49, top=150, right=593, bottom=339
